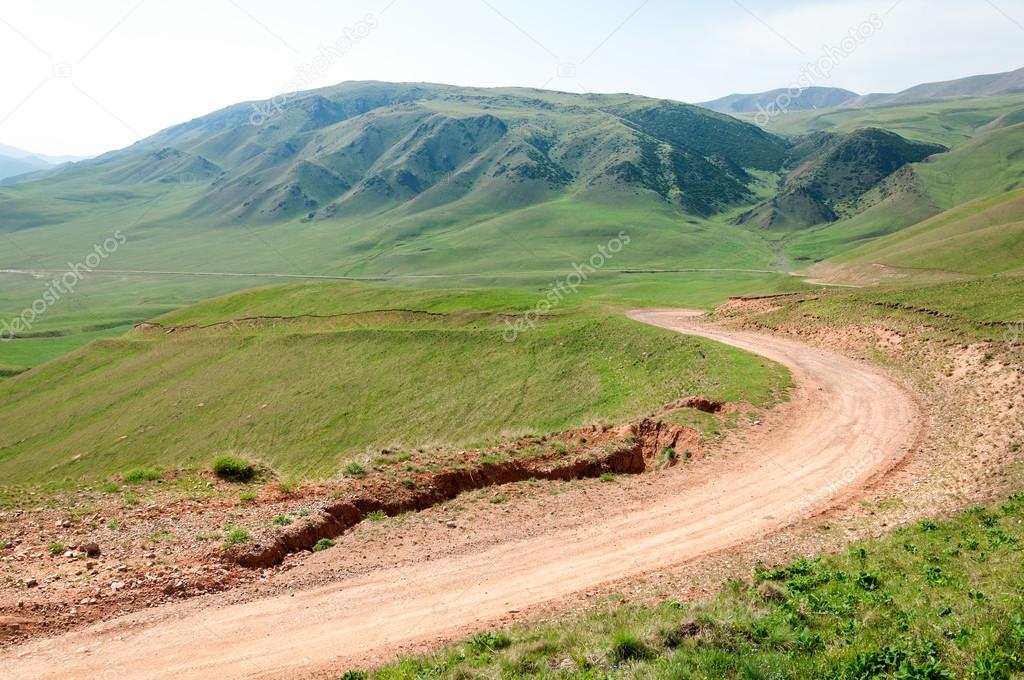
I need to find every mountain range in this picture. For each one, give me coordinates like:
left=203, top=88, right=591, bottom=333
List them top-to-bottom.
left=699, top=66, right=1024, bottom=114
left=0, top=70, right=1020, bottom=288
left=0, top=143, right=89, bottom=181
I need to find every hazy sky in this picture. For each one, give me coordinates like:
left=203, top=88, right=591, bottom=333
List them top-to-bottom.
left=1, top=0, right=1022, bottom=156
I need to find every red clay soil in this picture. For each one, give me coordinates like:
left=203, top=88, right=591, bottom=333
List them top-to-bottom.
left=228, top=417, right=698, bottom=568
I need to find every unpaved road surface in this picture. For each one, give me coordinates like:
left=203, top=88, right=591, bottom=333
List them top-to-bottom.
left=4, top=309, right=920, bottom=679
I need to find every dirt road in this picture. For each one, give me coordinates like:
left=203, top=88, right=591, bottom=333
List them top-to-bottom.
left=4, top=309, right=920, bottom=679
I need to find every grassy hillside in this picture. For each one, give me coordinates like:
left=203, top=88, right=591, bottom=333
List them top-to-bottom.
left=0, top=84, right=804, bottom=363
left=759, top=94, right=1024, bottom=147
left=785, top=122, right=1024, bottom=263
left=738, top=129, right=944, bottom=231
left=826, top=189, right=1024, bottom=277
left=0, top=270, right=300, bottom=374
left=0, top=281, right=792, bottom=483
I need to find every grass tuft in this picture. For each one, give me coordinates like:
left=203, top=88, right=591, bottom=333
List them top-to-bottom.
left=212, top=455, right=255, bottom=483
left=123, top=468, right=161, bottom=484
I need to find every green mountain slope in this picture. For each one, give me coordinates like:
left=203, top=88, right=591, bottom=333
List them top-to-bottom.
left=710, top=66, right=1024, bottom=119
left=854, top=66, right=1024, bottom=107
left=0, top=82, right=795, bottom=281
left=699, top=87, right=859, bottom=114
left=760, top=94, right=1024, bottom=146
left=786, top=121, right=1024, bottom=262
left=737, top=128, right=944, bottom=230
left=823, top=188, right=1024, bottom=276
left=0, top=281, right=790, bottom=482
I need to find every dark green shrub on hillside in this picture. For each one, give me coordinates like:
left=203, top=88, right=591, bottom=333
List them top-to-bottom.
left=212, top=455, right=255, bottom=482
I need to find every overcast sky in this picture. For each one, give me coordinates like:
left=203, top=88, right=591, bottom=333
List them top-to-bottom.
left=1, top=0, right=1022, bottom=157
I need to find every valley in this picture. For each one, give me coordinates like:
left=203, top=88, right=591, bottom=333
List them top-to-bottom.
left=0, top=54, right=1022, bottom=680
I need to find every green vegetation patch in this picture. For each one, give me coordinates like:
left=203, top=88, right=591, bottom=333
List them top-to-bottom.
left=0, top=281, right=791, bottom=483
left=358, top=492, right=1024, bottom=679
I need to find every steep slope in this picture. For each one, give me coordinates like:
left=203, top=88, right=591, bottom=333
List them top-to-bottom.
left=0, top=82, right=795, bottom=278
left=737, top=128, right=944, bottom=230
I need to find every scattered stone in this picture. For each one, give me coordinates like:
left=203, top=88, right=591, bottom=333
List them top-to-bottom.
left=81, top=542, right=101, bottom=557
left=23, top=578, right=38, bottom=588
left=110, top=581, right=125, bottom=591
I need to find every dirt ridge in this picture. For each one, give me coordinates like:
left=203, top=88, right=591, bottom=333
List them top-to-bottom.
left=229, top=417, right=699, bottom=568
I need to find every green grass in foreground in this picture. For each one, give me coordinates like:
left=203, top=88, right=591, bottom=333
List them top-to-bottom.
left=751, top=275, right=1024, bottom=344
left=0, top=280, right=791, bottom=483
left=354, top=492, right=1024, bottom=680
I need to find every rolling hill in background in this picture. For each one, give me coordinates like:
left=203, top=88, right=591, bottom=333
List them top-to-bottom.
left=701, top=66, right=1024, bottom=114
left=1, top=73, right=1023, bottom=373
left=0, top=82, right=801, bottom=278
left=699, top=87, right=859, bottom=114
left=736, top=128, right=945, bottom=230
left=0, top=143, right=88, bottom=181
left=0, top=145, right=51, bottom=181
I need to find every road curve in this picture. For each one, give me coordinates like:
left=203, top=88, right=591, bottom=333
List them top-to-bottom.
left=4, top=309, right=920, bottom=680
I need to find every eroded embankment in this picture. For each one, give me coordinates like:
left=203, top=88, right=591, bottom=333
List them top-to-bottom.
left=226, top=414, right=706, bottom=568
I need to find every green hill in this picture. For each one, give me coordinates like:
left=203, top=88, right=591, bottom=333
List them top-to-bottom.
left=853, top=66, right=1024, bottom=107
left=3, top=80, right=1024, bottom=375
left=0, top=82, right=798, bottom=281
left=698, top=87, right=859, bottom=115
left=759, top=94, right=1024, bottom=147
left=786, top=121, right=1024, bottom=263
left=737, top=129, right=944, bottom=230
left=821, top=188, right=1024, bottom=277
left=0, top=281, right=791, bottom=483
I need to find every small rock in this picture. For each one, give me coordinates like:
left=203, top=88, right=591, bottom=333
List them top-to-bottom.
left=445, top=521, right=457, bottom=529
left=81, top=542, right=101, bottom=557
left=23, top=578, right=37, bottom=588
left=110, top=581, right=125, bottom=591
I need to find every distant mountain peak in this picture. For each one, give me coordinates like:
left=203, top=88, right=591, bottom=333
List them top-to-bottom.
left=698, top=87, right=860, bottom=115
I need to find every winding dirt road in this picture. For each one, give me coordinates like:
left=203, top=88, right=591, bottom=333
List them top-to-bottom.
left=4, top=309, right=920, bottom=679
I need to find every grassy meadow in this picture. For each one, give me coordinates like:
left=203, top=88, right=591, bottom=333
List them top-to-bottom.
left=0, top=280, right=793, bottom=483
